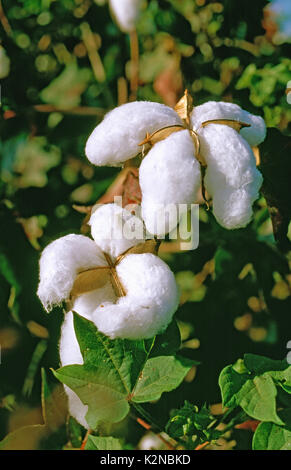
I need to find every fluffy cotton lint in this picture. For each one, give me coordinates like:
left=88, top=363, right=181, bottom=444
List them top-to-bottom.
left=109, top=0, right=142, bottom=33
left=85, top=101, right=182, bottom=166
left=191, top=101, right=266, bottom=147
left=199, top=124, right=263, bottom=229
left=139, top=130, right=201, bottom=236
left=89, top=203, right=145, bottom=259
left=37, top=234, right=106, bottom=312
left=92, top=253, right=179, bottom=339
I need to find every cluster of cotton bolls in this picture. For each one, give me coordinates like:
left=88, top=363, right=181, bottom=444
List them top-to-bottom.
left=37, top=91, right=266, bottom=427
left=85, top=98, right=266, bottom=234
left=37, top=203, right=179, bottom=427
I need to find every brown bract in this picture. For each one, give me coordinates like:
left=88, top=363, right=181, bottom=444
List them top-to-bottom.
left=69, top=239, right=160, bottom=303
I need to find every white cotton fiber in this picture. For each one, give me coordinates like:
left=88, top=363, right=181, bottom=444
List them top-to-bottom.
left=109, top=0, right=142, bottom=33
left=85, top=101, right=182, bottom=166
left=191, top=101, right=266, bottom=147
left=199, top=124, right=263, bottom=229
left=139, top=130, right=201, bottom=236
left=89, top=203, right=145, bottom=259
left=37, top=234, right=106, bottom=312
left=91, top=253, right=179, bottom=339
left=73, top=282, right=117, bottom=318
left=60, top=312, right=89, bottom=429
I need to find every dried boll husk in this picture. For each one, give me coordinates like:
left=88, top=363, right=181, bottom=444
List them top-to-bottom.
left=109, top=0, right=142, bottom=33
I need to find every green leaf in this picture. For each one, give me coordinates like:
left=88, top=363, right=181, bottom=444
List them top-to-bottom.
left=40, top=63, right=91, bottom=109
left=214, top=247, right=233, bottom=278
left=0, top=252, right=21, bottom=324
left=53, top=314, right=194, bottom=429
left=149, top=319, right=181, bottom=357
left=23, top=340, right=48, bottom=397
left=244, top=354, right=289, bottom=375
left=244, top=354, right=291, bottom=388
left=132, top=355, right=194, bottom=403
left=53, top=364, right=130, bottom=430
left=219, top=364, right=250, bottom=408
left=41, top=369, right=67, bottom=432
left=237, top=374, right=283, bottom=425
left=166, top=401, right=217, bottom=446
left=253, top=416, right=291, bottom=450
left=67, top=417, right=85, bottom=448
left=0, top=425, right=48, bottom=450
left=85, top=435, right=122, bottom=450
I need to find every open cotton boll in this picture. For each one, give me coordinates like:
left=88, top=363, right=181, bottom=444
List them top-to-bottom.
left=109, top=0, right=142, bottom=33
left=85, top=101, right=182, bottom=166
left=191, top=101, right=266, bottom=147
left=199, top=124, right=263, bottom=229
left=139, top=130, right=201, bottom=236
left=89, top=203, right=145, bottom=259
left=37, top=234, right=106, bottom=312
left=92, top=253, right=179, bottom=339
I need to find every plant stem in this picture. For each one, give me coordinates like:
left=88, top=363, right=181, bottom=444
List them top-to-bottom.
left=0, top=0, right=12, bottom=36
left=129, top=29, right=139, bottom=101
left=131, top=403, right=186, bottom=449
left=80, top=429, right=92, bottom=450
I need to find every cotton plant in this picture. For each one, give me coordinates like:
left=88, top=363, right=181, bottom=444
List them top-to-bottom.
left=85, top=91, right=266, bottom=235
left=37, top=203, right=179, bottom=427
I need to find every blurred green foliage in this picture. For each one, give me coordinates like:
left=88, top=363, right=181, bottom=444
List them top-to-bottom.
left=0, top=0, right=290, bottom=450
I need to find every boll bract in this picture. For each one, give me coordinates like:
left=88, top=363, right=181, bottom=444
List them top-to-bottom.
left=109, top=0, right=142, bottom=33
left=85, top=99, right=266, bottom=234
left=37, top=204, right=179, bottom=427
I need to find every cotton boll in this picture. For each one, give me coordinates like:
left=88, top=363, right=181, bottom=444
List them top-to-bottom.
left=109, top=0, right=142, bottom=33
left=85, top=101, right=182, bottom=166
left=191, top=101, right=266, bottom=147
left=199, top=124, right=263, bottom=229
left=139, top=130, right=201, bottom=236
left=209, top=184, right=262, bottom=229
left=89, top=203, right=145, bottom=259
left=37, top=234, right=106, bottom=312
left=92, top=253, right=179, bottom=339
left=59, top=312, right=89, bottom=429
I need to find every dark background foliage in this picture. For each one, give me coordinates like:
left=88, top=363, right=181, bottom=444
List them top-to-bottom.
left=0, top=0, right=290, bottom=450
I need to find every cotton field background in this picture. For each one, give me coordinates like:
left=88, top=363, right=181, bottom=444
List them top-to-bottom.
left=0, top=0, right=291, bottom=452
